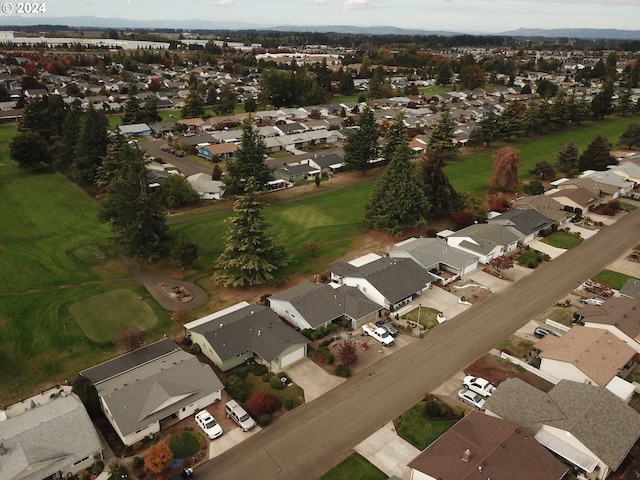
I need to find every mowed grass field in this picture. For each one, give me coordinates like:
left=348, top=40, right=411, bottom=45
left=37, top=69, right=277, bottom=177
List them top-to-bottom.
left=445, top=116, right=640, bottom=194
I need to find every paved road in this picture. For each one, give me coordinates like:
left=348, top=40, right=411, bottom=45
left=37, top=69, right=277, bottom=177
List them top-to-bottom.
left=140, top=137, right=212, bottom=176
left=202, top=208, right=640, bottom=480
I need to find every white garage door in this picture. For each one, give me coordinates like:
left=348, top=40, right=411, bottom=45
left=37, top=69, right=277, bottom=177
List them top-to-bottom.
left=280, top=347, right=305, bottom=368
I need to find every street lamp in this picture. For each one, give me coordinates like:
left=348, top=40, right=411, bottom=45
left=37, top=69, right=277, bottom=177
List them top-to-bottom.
left=416, top=303, right=422, bottom=329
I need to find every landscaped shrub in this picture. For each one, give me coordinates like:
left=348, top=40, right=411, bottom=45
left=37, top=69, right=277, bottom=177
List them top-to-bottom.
left=608, top=199, right=622, bottom=211
left=600, top=205, right=616, bottom=216
left=326, top=323, right=339, bottom=333
left=301, top=328, right=321, bottom=341
left=320, top=339, right=332, bottom=348
left=189, top=343, right=201, bottom=355
left=317, top=346, right=334, bottom=364
left=251, top=364, right=268, bottom=376
left=335, top=364, right=351, bottom=377
left=233, top=367, right=248, bottom=379
left=262, top=371, right=274, bottom=382
left=225, top=375, right=247, bottom=402
left=269, top=376, right=286, bottom=390
left=246, top=391, right=281, bottom=417
left=282, top=398, right=294, bottom=410
left=256, top=413, right=272, bottom=427
left=144, top=443, right=173, bottom=474
left=132, top=456, right=143, bottom=469
left=90, top=461, right=104, bottom=475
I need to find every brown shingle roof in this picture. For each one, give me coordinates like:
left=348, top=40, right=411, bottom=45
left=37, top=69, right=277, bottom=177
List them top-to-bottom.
left=579, top=297, right=640, bottom=342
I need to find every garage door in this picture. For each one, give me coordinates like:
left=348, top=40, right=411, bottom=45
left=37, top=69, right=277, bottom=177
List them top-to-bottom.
left=280, top=347, right=305, bottom=368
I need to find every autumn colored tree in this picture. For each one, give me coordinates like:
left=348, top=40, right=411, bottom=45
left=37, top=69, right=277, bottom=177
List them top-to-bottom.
left=488, top=147, right=522, bottom=192
left=489, top=197, right=511, bottom=213
left=451, top=211, right=475, bottom=230
left=489, top=255, right=514, bottom=277
left=115, top=327, right=144, bottom=352
left=337, top=339, right=358, bottom=366
left=246, top=391, right=281, bottom=417
left=144, top=442, right=173, bottom=474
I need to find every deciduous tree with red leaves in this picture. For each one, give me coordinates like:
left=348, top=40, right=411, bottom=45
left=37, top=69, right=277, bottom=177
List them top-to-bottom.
left=489, top=255, right=514, bottom=277
left=337, top=339, right=358, bottom=366
left=246, top=391, right=281, bottom=417
left=144, top=442, right=173, bottom=474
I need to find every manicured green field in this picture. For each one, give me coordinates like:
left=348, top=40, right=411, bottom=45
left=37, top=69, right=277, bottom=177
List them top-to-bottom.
left=445, top=116, right=640, bottom=194
left=541, top=231, right=582, bottom=249
left=593, top=269, right=639, bottom=290
left=69, top=289, right=158, bottom=343
left=394, top=401, right=459, bottom=450
left=320, top=453, right=387, bottom=480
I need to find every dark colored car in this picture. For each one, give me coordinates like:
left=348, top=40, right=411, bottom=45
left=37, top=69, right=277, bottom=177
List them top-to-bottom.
left=376, top=321, right=399, bottom=337
left=534, top=326, right=559, bottom=338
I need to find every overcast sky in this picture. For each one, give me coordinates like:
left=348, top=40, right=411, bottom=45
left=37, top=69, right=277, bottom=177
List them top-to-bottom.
left=16, top=0, right=640, bottom=32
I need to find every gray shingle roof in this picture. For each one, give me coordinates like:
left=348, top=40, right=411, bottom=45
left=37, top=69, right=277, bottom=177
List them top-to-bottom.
left=488, top=209, right=554, bottom=236
left=449, top=223, right=520, bottom=252
left=389, top=237, right=479, bottom=271
left=332, top=257, right=436, bottom=305
left=620, top=278, right=640, bottom=299
left=268, top=282, right=381, bottom=328
left=189, top=305, right=309, bottom=362
left=485, top=378, right=640, bottom=471
left=0, top=393, right=103, bottom=480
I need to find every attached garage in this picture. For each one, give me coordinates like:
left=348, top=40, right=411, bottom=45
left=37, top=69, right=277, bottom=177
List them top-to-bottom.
left=279, top=346, right=306, bottom=369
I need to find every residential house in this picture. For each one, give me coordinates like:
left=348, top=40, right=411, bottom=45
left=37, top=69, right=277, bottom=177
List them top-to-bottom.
left=179, top=117, right=206, bottom=132
left=149, top=121, right=175, bottom=137
left=274, top=122, right=307, bottom=136
left=116, top=123, right=152, bottom=137
left=210, top=129, right=243, bottom=144
left=197, top=142, right=238, bottom=161
left=306, top=153, right=344, bottom=173
left=609, top=156, right=640, bottom=185
left=274, top=163, right=321, bottom=183
left=582, top=170, right=635, bottom=197
left=186, top=173, right=226, bottom=200
left=548, top=177, right=618, bottom=209
left=547, top=185, right=598, bottom=214
left=512, top=195, right=573, bottom=225
left=487, top=209, right=554, bottom=245
left=441, top=224, right=520, bottom=264
left=388, top=237, right=479, bottom=285
left=330, top=254, right=436, bottom=310
left=620, top=279, right=640, bottom=299
left=267, top=282, right=383, bottom=331
left=575, top=297, right=640, bottom=352
left=184, top=302, right=310, bottom=372
left=535, top=325, right=635, bottom=401
left=79, top=339, right=224, bottom=446
left=485, top=378, right=640, bottom=480
left=0, top=390, right=104, bottom=480
left=407, top=411, right=568, bottom=480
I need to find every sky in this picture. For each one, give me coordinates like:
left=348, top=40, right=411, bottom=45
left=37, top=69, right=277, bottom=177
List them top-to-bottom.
left=7, top=0, right=640, bottom=33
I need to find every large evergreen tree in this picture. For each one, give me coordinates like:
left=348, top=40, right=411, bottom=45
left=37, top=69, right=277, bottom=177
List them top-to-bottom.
left=180, top=85, right=206, bottom=119
left=122, top=86, right=143, bottom=125
left=56, top=99, right=83, bottom=172
left=69, top=103, right=109, bottom=185
left=343, top=108, right=379, bottom=172
left=427, top=108, right=457, bottom=157
left=381, top=112, right=408, bottom=161
left=224, top=119, right=273, bottom=194
left=619, top=123, right=640, bottom=149
left=9, top=131, right=52, bottom=171
left=579, top=135, right=617, bottom=171
left=98, top=139, right=168, bottom=261
left=556, top=140, right=580, bottom=176
left=364, top=143, right=431, bottom=236
left=422, top=147, right=460, bottom=215
left=213, top=178, right=288, bottom=287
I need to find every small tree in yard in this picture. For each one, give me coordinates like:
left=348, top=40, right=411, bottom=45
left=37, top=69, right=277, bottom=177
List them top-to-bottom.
left=171, top=237, right=199, bottom=269
left=489, top=255, right=514, bottom=277
left=115, top=327, right=144, bottom=352
left=337, top=339, right=358, bottom=366
left=246, top=391, right=281, bottom=417
left=144, top=442, right=173, bottom=474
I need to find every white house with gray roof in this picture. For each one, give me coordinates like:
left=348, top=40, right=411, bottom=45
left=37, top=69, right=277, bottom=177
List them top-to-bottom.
left=487, top=209, right=554, bottom=245
left=442, top=223, right=520, bottom=264
left=388, top=237, right=479, bottom=285
left=330, top=255, right=436, bottom=310
left=267, top=282, right=383, bottom=331
left=184, top=302, right=310, bottom=372
left=80, top=339, right=223, bottom=446
left=485, top=378, right=640, bottom=480
left=0, top=391, right=103, bottom=480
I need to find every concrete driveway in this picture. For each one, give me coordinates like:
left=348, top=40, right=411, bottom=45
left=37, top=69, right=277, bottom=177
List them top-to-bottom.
left=528, top=239, right=567, bottom=259
left=286, top=357, right=345, bottom=402
left=354, top=422, right=420, bottom=480
left=208, top=424, right=262, bottom=460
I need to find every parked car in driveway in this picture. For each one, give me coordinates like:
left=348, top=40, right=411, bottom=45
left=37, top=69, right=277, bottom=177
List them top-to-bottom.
left=580, top=297, right=604, bottom=306
left=376, top=320, right=399, bottom=337
left=534, top=326, right=560, bottom=338
left=462, top=375, right=496, bottom=397
left=458, top=388, right=486, bottom=410
left=225, top=399, right=256, bottom=432
left=195, top=409, right=223, bottom=440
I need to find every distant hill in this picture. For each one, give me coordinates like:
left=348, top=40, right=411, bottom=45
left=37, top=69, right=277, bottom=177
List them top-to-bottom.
left=0, top=16, right=639, bottom=40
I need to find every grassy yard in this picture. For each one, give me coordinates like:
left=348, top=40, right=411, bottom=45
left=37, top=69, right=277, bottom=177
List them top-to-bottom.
left=445, top=116, right=640, bottom=194
left=541, top=231, right=582, bottom=249
left=516, top=249, right=549, bottom=268
left=593, top=269, right=639, bottom=290
left=535, top=304, right=580, bottom=327
left=402, top=306, right=441, bottom=330
left=496, top=335, right=536, bottom=359
left=242, top=371, right=305, bottom=409
left=394, top=401, right=460, bottom=450
left=320, top=453, right=387, bottom=480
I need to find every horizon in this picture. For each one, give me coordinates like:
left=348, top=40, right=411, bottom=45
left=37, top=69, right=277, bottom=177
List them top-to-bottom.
left=0, top=0, right=638, bottom=34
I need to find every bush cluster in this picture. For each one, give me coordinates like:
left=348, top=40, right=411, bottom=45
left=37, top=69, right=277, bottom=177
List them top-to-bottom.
left=317, top=346, right=334, bottom=364
left=248, top=363, right=269, bottom=376
left=335, top=364, right=351, bottom=377
left=225, top=374, right=247, bottom=402
left=269, top=376, right=286, bottom=390
left=256, top=413, right=272, bottom=427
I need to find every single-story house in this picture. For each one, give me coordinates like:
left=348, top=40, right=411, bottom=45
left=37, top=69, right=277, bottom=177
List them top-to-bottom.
left=179, top=117, right=207, bottom=132
left=117, top=122, right=152, bottom=137
left=274, top=122, right=307, bottom=135
left=211, top=129, right=243, bottom=144
left=197, top=142, right=238, bottom=161
left=306, top=153, right=344, bottom=173
left=274, top=163, right=321, bottom=183
left=186, top=173, right=226, bottom=200
left=546, top=185, right=598, bottom=213
left=512, top=195, right=573, bottom=225
left=487, top=209, right=554, bottom=244
left=442, top=223, right=520, bottom=264
left=388, top=237, right=479, bottom=285
left=330, top=254, right=436, bottom=310
left=620, top=279, right=640, bottom=299
left=268, top=282, right=384, bottom=331
left=575, top=297, right=640, bottom=352
left=184, top=302, right=310, bottom=372
left=535, top=325, right=635, bottom=400
left=80, top=339, right=223, bottom=446
left=485, top=378, right=640, bottom=480
left=0, top=390, right=104, bottom=480
left=408, top=411, right=568, bottom=480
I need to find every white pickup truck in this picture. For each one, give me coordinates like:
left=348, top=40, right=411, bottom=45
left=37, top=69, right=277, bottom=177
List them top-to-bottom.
left=362, top=322, right=394, bottom=346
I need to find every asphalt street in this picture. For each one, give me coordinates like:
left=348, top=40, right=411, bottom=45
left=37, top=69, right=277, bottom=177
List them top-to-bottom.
left=202, top=208, right=640, bottom=480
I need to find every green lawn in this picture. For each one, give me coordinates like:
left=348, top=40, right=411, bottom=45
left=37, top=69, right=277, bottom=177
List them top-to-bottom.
left=445, top=116, right=640, bottom=194
left=541, top=231, right=582, bottom=249
left=593, top=269, right=639, bottom=290
left=69, top=289, right=158, bottom=343
left=535, top=304, right=580, bottom=327
left=402, top=306, right=440, bottom=330
left=496, top=335, right=536, bottom=359
left=241, top=371, right=305, bottom=409
left=394, top=401, right=459, bottom=450
left=169, top=431, right=201, bottom=459
left=320, top=453, right=387, bottom=480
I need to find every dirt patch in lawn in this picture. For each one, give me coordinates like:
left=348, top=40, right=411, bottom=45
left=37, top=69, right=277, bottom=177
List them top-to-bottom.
left=465, top=353, right=554, bottom=392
